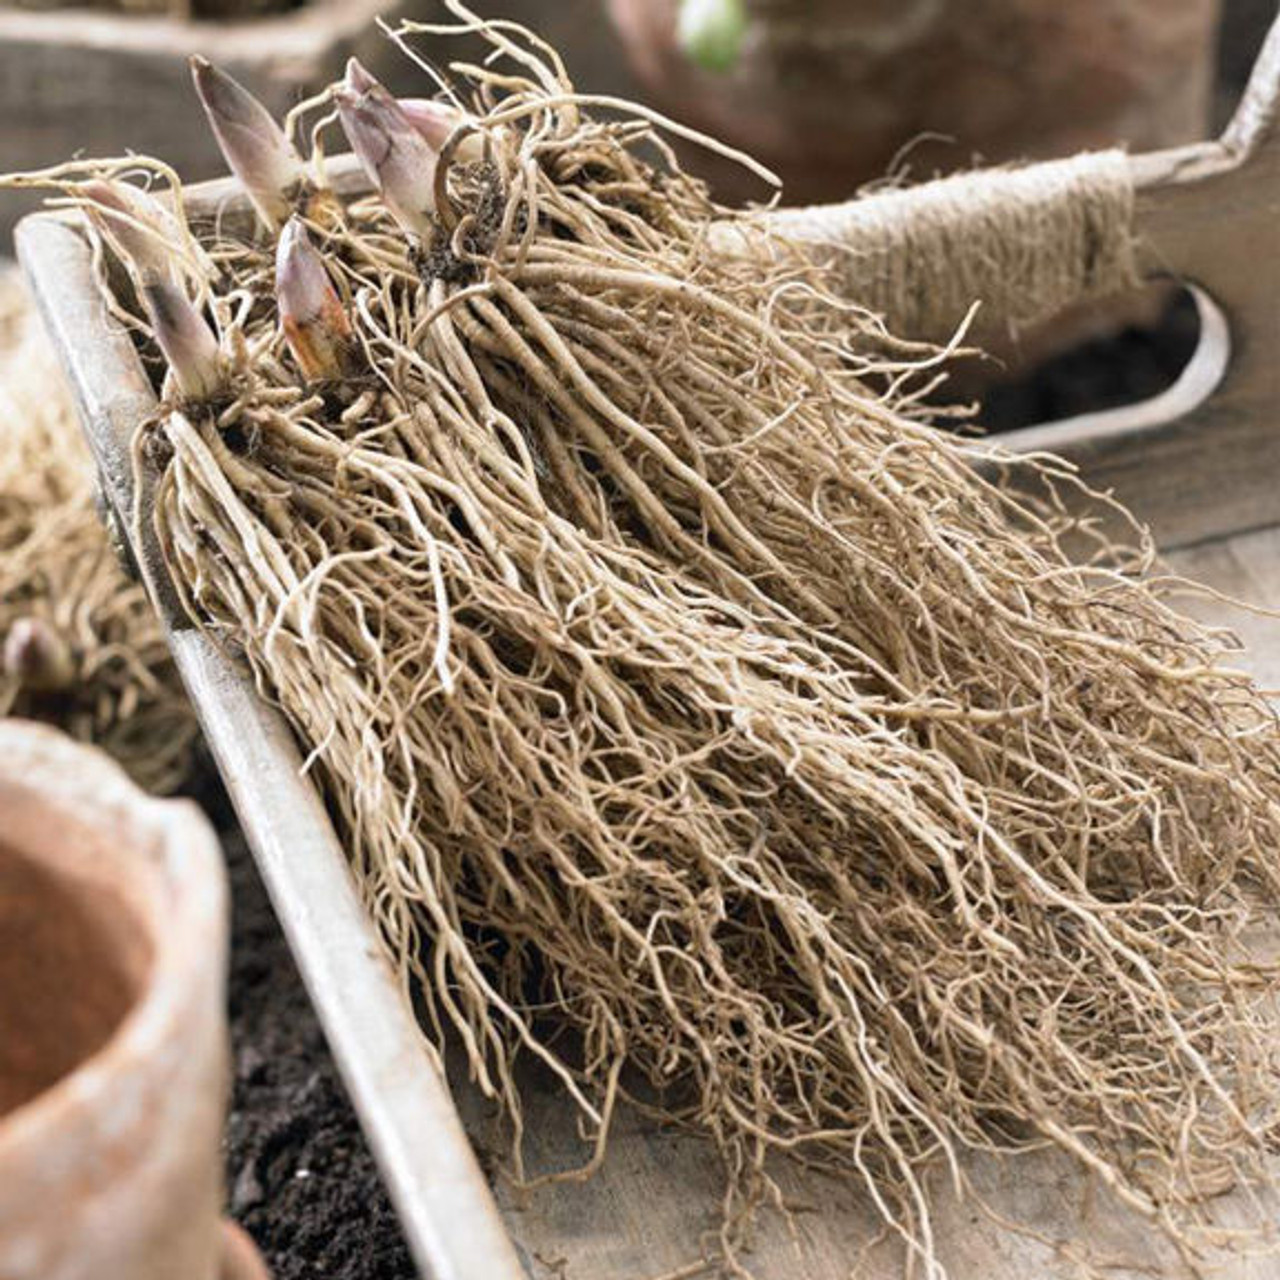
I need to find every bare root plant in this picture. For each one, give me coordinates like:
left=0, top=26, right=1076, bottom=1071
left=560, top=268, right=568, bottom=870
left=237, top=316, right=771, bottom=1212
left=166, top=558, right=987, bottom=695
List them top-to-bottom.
left=0, top=271, right=198, bottom=793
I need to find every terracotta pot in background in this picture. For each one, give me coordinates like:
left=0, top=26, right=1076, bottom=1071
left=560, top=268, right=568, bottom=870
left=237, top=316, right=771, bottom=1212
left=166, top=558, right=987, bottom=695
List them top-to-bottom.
left=606, top=0, right=1222, bottom=205
left=0, top=721, right=265, bottom=1280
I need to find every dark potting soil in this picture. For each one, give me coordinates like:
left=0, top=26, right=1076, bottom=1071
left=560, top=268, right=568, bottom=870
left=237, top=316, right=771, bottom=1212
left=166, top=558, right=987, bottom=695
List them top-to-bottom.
left=221, top=5, right=1275, bottom=1277
left=980, top=289, right=1202, bottom=435
left=224, top=828, right=417, bottom=1279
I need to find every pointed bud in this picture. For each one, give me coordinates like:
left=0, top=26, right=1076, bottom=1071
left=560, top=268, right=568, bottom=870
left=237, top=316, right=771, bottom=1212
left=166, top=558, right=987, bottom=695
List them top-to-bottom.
left=191, top=55, right=305, bottom=229
left=342, top=56, right=380, bottom=97
left=336, top=59, right=438, bottom=239
left=397, top=99, right=486, bottom=164
left=80, top=179, right=192, bottom=285
left=79, top=181, right=221, bottom=397
left=276, top=216, right=352, bottom=382
left=141, top=280, right=224, bottom=402
left=3, top=618, right=74, bottom=693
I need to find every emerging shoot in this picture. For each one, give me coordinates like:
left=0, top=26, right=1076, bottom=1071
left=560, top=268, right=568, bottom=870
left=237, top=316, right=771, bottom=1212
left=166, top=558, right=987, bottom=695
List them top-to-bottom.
left=677, top=0, right=749, bottom=73
left=191, top=55, right=305, bottom=230
left=335, top=58, right=439, bottom=240
left=398, top=99, right=486, bottom=164
left=80, top=180, right=192, bottom=285
left=78, top=181, right=223, bottom=399
left=276, top=216, right=353, bottom=382
left=142, top=280, right=225, bottom=402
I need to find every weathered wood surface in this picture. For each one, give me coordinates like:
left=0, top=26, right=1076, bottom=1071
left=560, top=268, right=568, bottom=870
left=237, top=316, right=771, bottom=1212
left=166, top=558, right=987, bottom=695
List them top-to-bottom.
left=0, top=0, right=406, bottom=247
left=465, top=1030, right=1280, bottom=1280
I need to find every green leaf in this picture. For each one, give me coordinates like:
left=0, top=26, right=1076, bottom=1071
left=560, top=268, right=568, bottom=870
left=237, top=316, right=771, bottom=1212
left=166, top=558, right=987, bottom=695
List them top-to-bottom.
left=677, top=0, right=749, bottom=74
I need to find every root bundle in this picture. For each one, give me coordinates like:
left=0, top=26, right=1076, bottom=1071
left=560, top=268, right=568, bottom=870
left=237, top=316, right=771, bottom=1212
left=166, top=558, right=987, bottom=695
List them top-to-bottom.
left=22, top=8, right=1280, bottom=1273
left=0, top=270, right=197, bottom=793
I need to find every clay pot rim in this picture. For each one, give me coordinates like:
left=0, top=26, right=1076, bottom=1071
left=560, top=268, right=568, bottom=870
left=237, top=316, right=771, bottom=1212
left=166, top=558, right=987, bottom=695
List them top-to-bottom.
left=0, top=719, right=226, bottom=1154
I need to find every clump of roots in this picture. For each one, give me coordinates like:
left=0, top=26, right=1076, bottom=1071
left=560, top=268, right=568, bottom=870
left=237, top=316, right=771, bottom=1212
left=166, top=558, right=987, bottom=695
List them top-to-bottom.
left=49, top=7, right=1280, bottom=1274
left=0, top=271, right=198, bottom=794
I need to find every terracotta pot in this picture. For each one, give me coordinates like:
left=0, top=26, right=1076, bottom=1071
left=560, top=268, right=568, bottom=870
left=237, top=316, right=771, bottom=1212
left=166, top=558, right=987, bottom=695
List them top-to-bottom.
left=606, top=0, right=1221, bottom=205
left=0, top=721, right=264, bottom=1280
